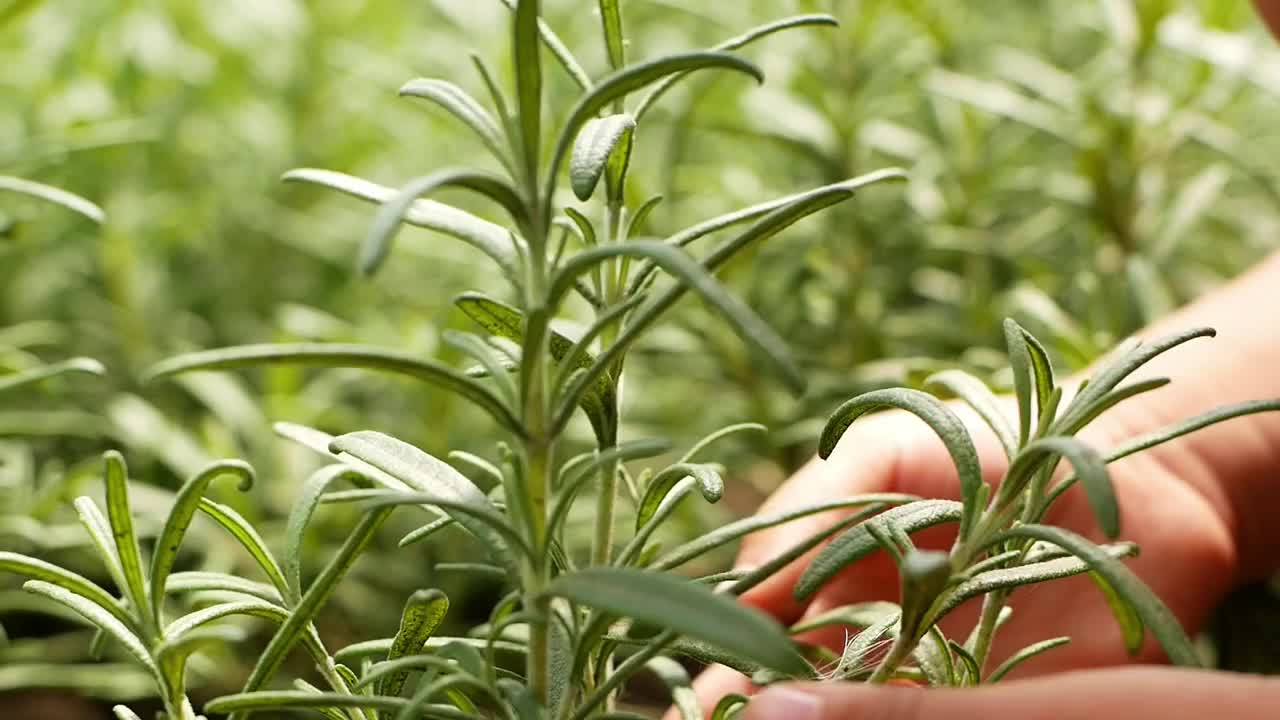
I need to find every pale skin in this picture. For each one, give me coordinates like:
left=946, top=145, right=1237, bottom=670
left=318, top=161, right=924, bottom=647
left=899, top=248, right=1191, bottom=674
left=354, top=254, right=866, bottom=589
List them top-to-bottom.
left=683, top=5, right=1280, bottom=718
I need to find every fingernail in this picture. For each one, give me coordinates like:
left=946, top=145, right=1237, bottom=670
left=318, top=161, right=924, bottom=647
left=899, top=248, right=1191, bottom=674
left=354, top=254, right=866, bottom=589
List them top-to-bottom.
left=746, top=687, right=823, bottom=720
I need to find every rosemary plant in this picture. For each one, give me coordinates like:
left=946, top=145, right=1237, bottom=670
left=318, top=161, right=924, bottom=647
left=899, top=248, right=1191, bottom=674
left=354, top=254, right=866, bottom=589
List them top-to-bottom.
left=1, top=4, right=1278, bottom=720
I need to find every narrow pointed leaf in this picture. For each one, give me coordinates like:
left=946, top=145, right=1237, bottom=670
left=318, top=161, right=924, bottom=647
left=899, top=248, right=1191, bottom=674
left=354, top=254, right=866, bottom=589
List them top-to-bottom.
left=494, top=0, right=591, bottom=90
left=513, top=0, right=542, bottom=186
left=598, top=0, right=625, bottom=69
left=634, top=14, right=839, bottom=120
left=545, top=52, right=764, bottom=219
left=399, top=79, right=511, bottom=171
left=570, top=113, right=635, bottom=201
left=282, top=168, right=520, bottom=275
left=362, top=170, right=529, bottom=276
left=0, top=175, right=105, bottom=222
left=551, top=241, right=804, bottom=397
left=1004, top=319, right=1035, bottom=446
left=1062, top=328, right=1216, bottom=424
left=144, top=343, right=522, bottom=437
left=0, top=357, right=105, bottom=395
left=924, top=370, right=1017, bottom=459
left=818, top=389, right=981, bottom=534
left=1102, top=400, right=1280, bottom=465
left=329, top=431, right=519, bottom=573
left=1007, top=437, right=1118, bottom=538
left=102, top=452, right=150, bottom=626
left=151, top=459, right=255, bottom=619
left=635, top=463, right=723, bottom=530
left=283, top=464, right=367, bottom=604
left=652, top=494, right=917, bottom=570
left=197, top=499, right=290, bottom=597
left=794, top=501, right=963, bottom=601
left=237, top=507, right=395, bottom=702
left=993, top=525, right=1199, bottom=666
left=932, top=542, right=1137, bottom=621
left=0, top=551, right=131, bottom=627
left=547, top=567, right=807, bottom=675
left=164, top=572, right=282, bottom=604
left=23, top=580, right=156, bottom=675
left=379, top=589, right=451, bottom=698
left=987, top=637, right=1070, bottom=682
left=647, top=657, right=699, bottom=720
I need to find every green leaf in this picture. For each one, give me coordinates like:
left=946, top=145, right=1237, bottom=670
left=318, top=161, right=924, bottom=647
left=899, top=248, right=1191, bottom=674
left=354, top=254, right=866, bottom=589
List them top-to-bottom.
left=493, top=0, right=591, bottom=91
left=514, top=0, right=542, bottom=187
left=598, top=0, right=625, bottom=70
left=633, top=14, right=839, bottom=120
left=545, top=52, right=764, bottom=220
left=399, top=79, right=512, bottom=173
left=570, top=113, right=635, bottom=201
left=282, top=168, right=521, bottom=277
left=362, top=169, right=530, bottom=276
left=627, top=169, right=906, bottom=295
left=571, top=174, right=905, bottom=414
left=0, top=175, right=105, bottom=222
left=625, top=195, right=663, bottom=240
left=551, top=241, right=804, bottom=405
left=457, top=292, right=616, bottom=444
left=1004, top=318, right=1035, bottom=447
left=1019, top=324, right=1056, bottom=420
left=1061, top=328, right=1216, bottom=427
left=448, top=330, right=519, bottom=407
left=144, top=343, right=524, bottom=437
left=0, top=357, right=105, bottom=395
left=924, top=370, right=1017, bottom=459
left=1055, top=378, right=1170, bottom=437
left=818, top=389, right=982, bottom=534
left=1100, top=400, right=1280, bottom=466
left=680, top=423, right=766, bottom=463
left=330, top=431, right=521, bottom=573
left=1006, top=436, right=1118, bottom=538
left=551, top=438, right=672, bottom=537
left=102, top=452, right=149, bottom=627
left=150, top=459, right=255, bottom=621
left=635, top=463, right=723, bottom=531
left=283, top=464, right=368, bottom=605
left=617, top=477, right=704, bottom=567
left=652, top=494, right=917, bottom=571
left=72, top=496, right=132, bottom=600
left=196, top=499, right=290, bottom=597
left=794, top=501, right=963, bottom=601
left=236, top=507, right=395, bottom=706
left=398, top=516, right=456, bottom=548
left=993, top=525, right=1199, bottom=666
left=931, top=542, right=1137, bottom=621
left=0, top=551, right=131, bottom=627
left=546, top=567, right=808, bottom=675
left=1089, top=570, right=1144, bottom=655
left=164, top=572, right=282, bottom=604
left=22, top=580, right=156, bottom=675
left=378, top=589, right=451, bottom=699
left=914, top=625, right=955, bottom=687
left=155, top=626, right=244, bottom=703
left=986, top=637, right=1070, bottom=682
left=949, top=640, right=980, bottom=686
left=204, top=692, right=426, bottom=716
left=710, top=694, right=748, bottom=720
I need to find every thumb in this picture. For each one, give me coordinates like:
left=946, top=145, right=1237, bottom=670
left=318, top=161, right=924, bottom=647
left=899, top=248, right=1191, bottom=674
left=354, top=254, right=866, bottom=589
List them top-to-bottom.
left=744, top=667, right=1279, bottom=720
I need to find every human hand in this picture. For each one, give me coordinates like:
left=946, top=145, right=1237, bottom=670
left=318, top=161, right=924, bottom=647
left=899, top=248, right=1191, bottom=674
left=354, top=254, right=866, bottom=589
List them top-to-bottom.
left=688, top=400, right=1240, bottom=709
left=744, top=666, right=1278, bottom=720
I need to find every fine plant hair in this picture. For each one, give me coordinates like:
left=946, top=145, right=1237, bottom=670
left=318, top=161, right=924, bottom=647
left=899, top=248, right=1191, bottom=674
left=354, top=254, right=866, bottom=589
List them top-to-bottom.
left=2, top=5, right=1279, bottom=720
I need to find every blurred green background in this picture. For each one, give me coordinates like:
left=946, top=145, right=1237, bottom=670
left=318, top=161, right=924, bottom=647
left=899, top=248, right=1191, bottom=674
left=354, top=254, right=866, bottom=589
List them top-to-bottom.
left=3, top=0, right=1279, bottom=716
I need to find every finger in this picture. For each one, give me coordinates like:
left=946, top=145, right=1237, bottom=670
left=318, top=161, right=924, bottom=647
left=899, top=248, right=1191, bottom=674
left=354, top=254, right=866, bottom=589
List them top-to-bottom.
left=746, top=667, right=1280, bottom=720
